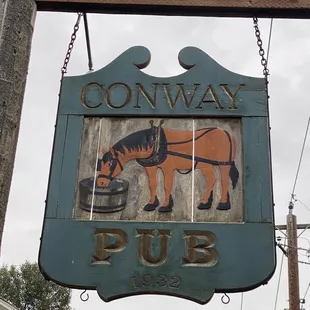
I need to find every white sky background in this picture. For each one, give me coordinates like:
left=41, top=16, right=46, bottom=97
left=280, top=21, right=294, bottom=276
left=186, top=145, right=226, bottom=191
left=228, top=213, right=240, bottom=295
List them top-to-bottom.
left=1, top=11, right=310, bottom=310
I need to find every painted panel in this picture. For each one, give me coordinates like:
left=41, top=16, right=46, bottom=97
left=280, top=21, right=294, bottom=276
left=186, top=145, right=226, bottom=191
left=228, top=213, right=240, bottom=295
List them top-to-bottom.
left=73, top=117, right=243, bottom=223
left=74, top=117, right=193, bottom=222
left=193, top=118, right=243, bottom=222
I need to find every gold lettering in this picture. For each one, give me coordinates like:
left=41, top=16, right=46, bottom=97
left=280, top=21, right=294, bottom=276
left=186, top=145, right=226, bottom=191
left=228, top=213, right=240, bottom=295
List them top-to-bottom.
left=81, top=82, right=104, bottom=109
left=105, top=82, right=131, bottom=109
left=135, top=83, right=158, bottom=109
left=163, top=84, right=199, bottom=109
left=196, top=84, right=222, bottom=109
left=220, top=84, right=245, bottom=109
left=92, top=228, right=127, bottom=265
left=136, top=229, right=171, bottom=266
left=182, top=230, right=218, bottom=267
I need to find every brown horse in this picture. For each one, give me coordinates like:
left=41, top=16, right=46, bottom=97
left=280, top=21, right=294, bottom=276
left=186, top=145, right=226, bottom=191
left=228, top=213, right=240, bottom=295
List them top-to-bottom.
left=96, top=123, right=239, bottom=213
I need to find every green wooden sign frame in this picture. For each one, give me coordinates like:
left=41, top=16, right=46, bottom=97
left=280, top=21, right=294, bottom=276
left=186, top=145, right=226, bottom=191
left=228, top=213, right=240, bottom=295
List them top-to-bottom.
left=39, top=46, right=275, bottom=304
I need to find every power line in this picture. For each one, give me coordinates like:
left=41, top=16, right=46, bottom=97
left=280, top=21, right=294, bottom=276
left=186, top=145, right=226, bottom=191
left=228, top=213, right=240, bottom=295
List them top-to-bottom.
left=266, top=18, right=273, bottom=65
left=290, top=117, right=310, bottom=205
left=296, top=198, right=310, bottom=213
left=293, top=199, right=310, bottom=237
left=274, top=238, right=286, bottom=310
left=281, top=244, right=310, bottom=252
left=298, top=252, right=310, bottom=258
left=298, top=260, right=310, bottom=266
left=303, top=283, right=310, bottom=300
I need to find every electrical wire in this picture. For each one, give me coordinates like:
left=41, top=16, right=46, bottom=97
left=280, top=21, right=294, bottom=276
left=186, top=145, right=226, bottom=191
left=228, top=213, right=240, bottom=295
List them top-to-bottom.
left=266, top=18, right=273, bottom=64
left=290, top=117, right=310, bottom=204
left=296, top=198, right=310, bottom=213
left=275, top=226, right=288, bottom=238
left=274, top=238, right=286, bottom=310
left=281, top=244, right=310, bottom=252
left=298, top=252, right=309, bottom=258
left=298, top=260, right=310, bottom=266
left=303, top=283, right=310, bottom=300
left=240, top=292, right=244, bottom=310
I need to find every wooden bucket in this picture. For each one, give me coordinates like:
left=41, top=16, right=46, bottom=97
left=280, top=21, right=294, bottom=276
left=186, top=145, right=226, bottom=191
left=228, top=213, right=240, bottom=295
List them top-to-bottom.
left=79, top=177, right=129, bottom=213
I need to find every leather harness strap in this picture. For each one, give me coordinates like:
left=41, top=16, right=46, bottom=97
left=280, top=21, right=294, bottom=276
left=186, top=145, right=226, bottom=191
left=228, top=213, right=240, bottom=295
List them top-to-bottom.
left=98, top=125, right=234, bottom=180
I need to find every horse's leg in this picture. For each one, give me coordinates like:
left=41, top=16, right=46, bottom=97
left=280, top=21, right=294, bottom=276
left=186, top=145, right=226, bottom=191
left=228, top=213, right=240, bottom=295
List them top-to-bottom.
left=197, top=165, right=215, bottom=210
left=217, top=165, right=231, bottom=210
left=158, top=166, right=174, bottom=213
left=143, top=167, right=159, bottom=211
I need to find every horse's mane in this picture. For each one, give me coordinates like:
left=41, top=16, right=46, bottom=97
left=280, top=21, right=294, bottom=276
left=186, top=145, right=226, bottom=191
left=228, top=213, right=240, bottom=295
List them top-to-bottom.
left=102, top=128, right=154, bottom=163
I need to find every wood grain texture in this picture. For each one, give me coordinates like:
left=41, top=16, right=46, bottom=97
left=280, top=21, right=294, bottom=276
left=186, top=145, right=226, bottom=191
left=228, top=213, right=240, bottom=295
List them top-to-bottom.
left=36, top=0, right=310, bottom=9
left=36, top=0, right=310, bottom=19
left=40, top=43, right=275, bottom=302
left=59, top=46, right=267, bottom=118
left=74, top=117, right=193, bottom=222
left=74, top=117, right=244, bottom=223
left=73, top=118, right=101, bottom=220
left=193, top=118, right=243, bottom=223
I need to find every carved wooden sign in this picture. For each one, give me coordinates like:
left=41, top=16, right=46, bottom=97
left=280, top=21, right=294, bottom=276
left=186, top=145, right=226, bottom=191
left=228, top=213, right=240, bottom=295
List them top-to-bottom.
left=36, top=0, right=310, bottom=18
left=39, top=46, right=276, bottom=304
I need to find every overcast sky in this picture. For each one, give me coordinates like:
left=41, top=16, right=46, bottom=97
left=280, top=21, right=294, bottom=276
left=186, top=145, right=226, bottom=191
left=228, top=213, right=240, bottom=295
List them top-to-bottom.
left=1, top=11, right=310, bottom=310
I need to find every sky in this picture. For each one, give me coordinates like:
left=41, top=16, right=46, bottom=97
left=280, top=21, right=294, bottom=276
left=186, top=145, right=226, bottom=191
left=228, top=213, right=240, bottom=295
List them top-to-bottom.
left=1, top=10, right=310, bottom=310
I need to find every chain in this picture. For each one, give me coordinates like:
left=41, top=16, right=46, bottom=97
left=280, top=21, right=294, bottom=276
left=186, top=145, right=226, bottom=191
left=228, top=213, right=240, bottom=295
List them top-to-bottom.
left=61, top=12, right=83, bottom=74
left=253, top=17, right=269, bottom=78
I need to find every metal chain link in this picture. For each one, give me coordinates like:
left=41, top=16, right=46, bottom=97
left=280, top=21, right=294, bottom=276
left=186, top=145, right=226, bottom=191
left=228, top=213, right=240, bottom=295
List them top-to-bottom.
left=61, top=12, right=83, bottom=74
left=253, top=17, right=270, bottom=78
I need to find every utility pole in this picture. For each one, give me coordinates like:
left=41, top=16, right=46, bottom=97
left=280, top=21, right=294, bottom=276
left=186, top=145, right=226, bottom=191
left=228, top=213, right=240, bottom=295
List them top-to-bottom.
left=0, top=0, right=36, bottom=254
left=279, top=118, right=310, bottom=310
left=287, top=203, right=300, bottom=310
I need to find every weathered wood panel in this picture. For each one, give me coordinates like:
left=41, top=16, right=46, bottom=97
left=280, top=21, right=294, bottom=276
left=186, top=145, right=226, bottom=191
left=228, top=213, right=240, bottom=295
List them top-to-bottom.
left=40, top=45, right=274, bottom=303
left=74, top=117, right=193, bottom=222
left=74, top=117, right=243, bottom=223
left=73, top=118, right=101, bottom=220
left=193, top=118, right=243, bottom=223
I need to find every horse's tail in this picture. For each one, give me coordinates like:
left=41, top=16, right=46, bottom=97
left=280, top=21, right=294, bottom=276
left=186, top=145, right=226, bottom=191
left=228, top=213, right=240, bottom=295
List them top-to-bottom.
left=229, top=134, right=239, bottom=189
left=229, top=162, right=239, bottom=189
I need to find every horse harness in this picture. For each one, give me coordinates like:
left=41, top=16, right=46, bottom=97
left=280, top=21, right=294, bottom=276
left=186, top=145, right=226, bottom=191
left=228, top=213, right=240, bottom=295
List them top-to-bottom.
left=98, top=121, right=235, bottom=180
left=137, top=121, right=235, bottom=169
left=98, top=154, right=123, bottom=181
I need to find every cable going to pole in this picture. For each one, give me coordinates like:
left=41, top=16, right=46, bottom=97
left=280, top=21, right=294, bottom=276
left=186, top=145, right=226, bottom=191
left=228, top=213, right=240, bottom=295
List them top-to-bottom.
left=266, top=18, right=273, bottom=65
left=290, top=117, right=310, bottom=207
left=274, top=237, right=286, bottom=310
left=240, top=292, right=244, bottom=310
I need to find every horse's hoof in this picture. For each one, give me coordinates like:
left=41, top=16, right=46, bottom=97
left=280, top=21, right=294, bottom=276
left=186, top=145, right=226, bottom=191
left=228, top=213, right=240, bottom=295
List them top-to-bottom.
left=198, top=191, right=213, bottom=210
left=217, top=193, right=231, bottom=210
left=158, top=195, right=174, bottom=213
left=144, top=196, right=159, bottom=211
left=158, top=205, right=173, bottom=212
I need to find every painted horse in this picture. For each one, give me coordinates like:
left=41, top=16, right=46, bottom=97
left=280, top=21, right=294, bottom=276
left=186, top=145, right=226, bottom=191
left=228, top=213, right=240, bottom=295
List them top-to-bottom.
left=96, top=121, right=239, bottom=213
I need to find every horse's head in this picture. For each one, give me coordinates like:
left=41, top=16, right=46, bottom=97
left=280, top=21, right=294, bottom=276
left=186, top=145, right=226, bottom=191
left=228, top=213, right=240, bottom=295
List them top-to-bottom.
left=96, top=149, right=123, bottom=187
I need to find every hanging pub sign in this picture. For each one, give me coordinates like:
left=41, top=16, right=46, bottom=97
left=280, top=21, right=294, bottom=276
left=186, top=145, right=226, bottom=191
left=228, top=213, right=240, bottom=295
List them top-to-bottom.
left=39, top=46, right=276, bottom=304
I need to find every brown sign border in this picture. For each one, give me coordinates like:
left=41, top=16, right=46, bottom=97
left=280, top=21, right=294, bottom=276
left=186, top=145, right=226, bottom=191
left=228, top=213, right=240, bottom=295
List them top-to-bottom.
left=36, top=0, right=310, bottom=18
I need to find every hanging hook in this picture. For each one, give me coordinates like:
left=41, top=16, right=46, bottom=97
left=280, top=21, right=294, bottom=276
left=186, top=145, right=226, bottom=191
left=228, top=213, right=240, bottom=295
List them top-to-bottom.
left=80, top=289, right=89, bottom=302
left=221, top=293, right=230, bottom=304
